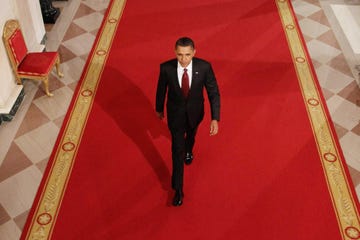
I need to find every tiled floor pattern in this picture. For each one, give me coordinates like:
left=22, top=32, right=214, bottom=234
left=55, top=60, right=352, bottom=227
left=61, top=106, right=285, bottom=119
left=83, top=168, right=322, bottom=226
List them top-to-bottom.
left=0, top=0, right=359, bottom=239
left=293, top=0, right=360, bottom=186
left=0, top=1, right=110, bottom=239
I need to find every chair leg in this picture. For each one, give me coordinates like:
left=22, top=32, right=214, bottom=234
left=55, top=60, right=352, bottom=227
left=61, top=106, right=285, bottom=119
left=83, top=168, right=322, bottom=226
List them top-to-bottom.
left=55, top=56, right=64, bottom=78
left=15, top=76, right=22, bottom=85
left=43, top=77, right=53, bottom=97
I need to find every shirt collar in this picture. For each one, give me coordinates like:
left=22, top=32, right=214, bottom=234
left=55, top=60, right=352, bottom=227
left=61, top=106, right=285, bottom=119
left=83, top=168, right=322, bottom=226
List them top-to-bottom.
left=177, top=60, right=193, bottom=71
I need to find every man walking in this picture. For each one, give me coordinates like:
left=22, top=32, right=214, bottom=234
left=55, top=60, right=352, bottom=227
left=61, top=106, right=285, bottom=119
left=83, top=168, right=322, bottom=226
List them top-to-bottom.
left=156, top=37, right=220, bottom=206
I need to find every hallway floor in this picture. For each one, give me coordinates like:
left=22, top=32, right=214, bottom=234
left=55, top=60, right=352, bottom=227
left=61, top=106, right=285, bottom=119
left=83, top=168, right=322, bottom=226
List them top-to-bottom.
left=0, top=0, right=359, bottom=238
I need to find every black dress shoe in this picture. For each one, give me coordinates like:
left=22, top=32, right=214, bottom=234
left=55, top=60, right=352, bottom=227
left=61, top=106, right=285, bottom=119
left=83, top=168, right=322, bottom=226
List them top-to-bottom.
left=185, top=152, right=193, bottom=165
left=172, top=189, right=184, bottom=206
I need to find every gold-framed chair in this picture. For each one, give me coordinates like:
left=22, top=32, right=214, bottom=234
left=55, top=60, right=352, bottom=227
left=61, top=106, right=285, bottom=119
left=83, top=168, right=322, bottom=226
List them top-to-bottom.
left=3, top=19, right=64, bottom=97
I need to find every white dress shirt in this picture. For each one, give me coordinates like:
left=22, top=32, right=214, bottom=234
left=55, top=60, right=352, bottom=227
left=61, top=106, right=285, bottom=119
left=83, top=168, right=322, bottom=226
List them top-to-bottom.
left=177, top=61, right=193, bottom=88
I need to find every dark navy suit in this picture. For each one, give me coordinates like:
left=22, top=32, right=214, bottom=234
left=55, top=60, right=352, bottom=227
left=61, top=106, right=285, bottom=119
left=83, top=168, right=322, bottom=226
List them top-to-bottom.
left=156, top=57, right=220, bottom=190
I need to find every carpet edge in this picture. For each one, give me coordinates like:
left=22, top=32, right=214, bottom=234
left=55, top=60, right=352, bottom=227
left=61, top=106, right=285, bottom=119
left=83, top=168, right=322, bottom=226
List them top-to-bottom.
left=20, top=0, right=127, bottom=239
left=276, top=0, right=360, bottom=239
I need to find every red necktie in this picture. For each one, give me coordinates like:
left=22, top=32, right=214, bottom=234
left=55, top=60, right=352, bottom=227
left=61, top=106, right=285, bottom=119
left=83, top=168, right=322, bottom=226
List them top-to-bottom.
left=182, top=68, right=189, bottom=97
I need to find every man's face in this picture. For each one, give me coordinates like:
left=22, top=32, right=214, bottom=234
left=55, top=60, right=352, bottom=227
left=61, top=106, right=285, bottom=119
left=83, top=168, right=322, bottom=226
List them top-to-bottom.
left=175, top=45, right=196, bottom=67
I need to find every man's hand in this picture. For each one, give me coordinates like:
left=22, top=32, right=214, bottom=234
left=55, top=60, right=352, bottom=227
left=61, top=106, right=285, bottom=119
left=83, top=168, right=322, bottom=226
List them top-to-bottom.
left=156, top=112, right=164, bottom=120
left=210, top=120, right=219, bottom=136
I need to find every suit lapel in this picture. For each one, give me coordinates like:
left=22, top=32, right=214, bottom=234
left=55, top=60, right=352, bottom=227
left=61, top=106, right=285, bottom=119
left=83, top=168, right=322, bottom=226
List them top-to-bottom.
left=190, top=58, right=201, bottom=97
left=192, top=59, right=199, bottom=88
left=170, top=60, right=181, bottom=92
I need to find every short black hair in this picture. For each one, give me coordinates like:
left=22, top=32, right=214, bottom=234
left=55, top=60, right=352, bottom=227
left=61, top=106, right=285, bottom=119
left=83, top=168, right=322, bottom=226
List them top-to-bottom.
left=175, top=37, right=195, bottom=49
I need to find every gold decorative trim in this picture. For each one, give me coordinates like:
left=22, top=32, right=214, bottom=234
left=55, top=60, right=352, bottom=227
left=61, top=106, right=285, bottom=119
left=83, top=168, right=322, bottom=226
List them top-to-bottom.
left=23, top=0, right=127, bottom=239
left=276, top=1, right=360, bottom=239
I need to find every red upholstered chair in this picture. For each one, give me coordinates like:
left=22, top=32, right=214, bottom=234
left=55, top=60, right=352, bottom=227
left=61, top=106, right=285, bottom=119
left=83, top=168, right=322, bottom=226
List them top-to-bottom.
left=3, top=19, right=63, bottom=96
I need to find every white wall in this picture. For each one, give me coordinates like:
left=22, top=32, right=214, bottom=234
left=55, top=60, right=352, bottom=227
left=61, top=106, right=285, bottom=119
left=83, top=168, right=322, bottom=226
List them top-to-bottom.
left=0, top=0, right=45, bottom=114
left=0, top=0, right=19, bottom=112
left=15, top=0, right=46, bottom=52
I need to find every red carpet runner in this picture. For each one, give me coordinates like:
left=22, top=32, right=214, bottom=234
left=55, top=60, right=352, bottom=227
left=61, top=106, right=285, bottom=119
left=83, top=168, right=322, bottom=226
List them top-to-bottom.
left=21, top=0, right=360, bottom=239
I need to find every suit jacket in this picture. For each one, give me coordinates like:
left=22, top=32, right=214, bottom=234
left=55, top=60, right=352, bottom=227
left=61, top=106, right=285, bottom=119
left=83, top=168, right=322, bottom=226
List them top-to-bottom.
left=156, top=57, right=220, bottom=130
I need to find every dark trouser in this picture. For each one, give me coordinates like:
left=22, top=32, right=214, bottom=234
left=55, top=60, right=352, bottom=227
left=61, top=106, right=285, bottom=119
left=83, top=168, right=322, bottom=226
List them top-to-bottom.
left=170, top=120, right=198, bottom=190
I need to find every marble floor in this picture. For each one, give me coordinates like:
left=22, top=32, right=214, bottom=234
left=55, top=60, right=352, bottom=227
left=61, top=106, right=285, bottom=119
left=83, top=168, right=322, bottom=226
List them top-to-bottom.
left=0, top=0, right=359, bottom=239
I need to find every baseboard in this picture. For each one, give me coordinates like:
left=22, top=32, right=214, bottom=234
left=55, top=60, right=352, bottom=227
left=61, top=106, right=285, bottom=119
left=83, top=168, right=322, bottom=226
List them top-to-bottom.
left=0, top=87, right=25, bottom=125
